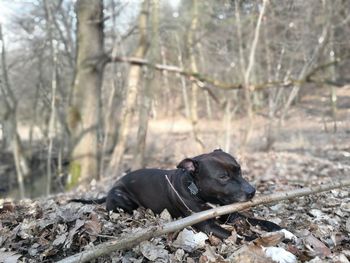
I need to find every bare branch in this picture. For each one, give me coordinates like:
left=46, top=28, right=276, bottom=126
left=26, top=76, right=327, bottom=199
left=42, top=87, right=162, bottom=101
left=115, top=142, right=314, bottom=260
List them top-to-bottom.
left=104, top=54, right=349, bottom=91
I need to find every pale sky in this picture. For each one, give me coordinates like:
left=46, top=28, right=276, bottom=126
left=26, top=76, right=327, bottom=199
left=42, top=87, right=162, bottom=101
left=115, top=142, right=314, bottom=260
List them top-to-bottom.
left=0, top=0, right=35, bottom=24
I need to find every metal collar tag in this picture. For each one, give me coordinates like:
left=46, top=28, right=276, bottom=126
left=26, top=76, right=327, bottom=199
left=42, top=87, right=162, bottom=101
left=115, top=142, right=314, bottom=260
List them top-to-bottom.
left=188, top=182, right=199, bottom=195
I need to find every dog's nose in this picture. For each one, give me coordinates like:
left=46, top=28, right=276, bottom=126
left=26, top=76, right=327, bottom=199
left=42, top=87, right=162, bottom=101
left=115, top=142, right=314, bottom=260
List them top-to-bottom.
left=246, top=188, right=256, bottom=199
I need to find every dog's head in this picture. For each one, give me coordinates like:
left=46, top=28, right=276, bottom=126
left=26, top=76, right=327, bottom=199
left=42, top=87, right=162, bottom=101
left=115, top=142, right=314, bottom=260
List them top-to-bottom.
left=177, top=149, right=255, bottom=205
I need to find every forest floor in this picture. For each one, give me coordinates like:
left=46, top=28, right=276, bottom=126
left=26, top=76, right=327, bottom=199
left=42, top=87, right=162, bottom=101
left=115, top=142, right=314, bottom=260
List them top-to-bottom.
left=1, top=85, right=350, bottom=262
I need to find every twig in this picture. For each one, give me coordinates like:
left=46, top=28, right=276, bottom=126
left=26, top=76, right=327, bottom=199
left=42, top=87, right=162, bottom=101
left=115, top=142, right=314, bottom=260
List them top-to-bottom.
left=57, top=178, right=350, bottom=263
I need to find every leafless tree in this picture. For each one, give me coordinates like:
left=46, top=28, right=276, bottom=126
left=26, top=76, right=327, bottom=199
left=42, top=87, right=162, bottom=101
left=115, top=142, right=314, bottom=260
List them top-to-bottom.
left=67, top=0, right=104, bottom=186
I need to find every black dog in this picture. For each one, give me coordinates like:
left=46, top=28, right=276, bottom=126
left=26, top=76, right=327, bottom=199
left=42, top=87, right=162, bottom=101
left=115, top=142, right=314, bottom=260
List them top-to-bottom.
left=72, top=149, right=281, bottom=239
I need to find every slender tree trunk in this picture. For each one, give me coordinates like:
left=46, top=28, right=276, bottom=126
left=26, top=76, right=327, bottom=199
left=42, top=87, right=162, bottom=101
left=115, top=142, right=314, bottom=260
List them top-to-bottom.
left=44, top=0, right=59, bottom=195
left=67, top=0, right=104, bottom=187
left=100, top=0, right=125, bottom=177
left=108, top=0, right=149, bottom=175
left=133, top=0, right=159, bottom=170
left=187, top=0, right=204, bottom=151
left=242, top=0, right=268, bottom=147
left=328, top=2, right=337, bottom=132
left=263, top=16, right=277, bottom=151
left=0, top=24, right=30, bottom=199
left=0, top=24, right=16, bottom=151
left=175, top=33, right=190, bottom=119
left=160, top=40, right=171, bottom=117
left=197, top=40, right=212, bottom=120
left=223, top=98, right=237, bottom=152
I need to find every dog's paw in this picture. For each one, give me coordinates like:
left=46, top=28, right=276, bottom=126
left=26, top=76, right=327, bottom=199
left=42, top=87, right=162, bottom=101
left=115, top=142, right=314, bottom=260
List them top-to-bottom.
left=279, top=229, right=298, bottom=243
left=262, top=246, right=297, bottom=263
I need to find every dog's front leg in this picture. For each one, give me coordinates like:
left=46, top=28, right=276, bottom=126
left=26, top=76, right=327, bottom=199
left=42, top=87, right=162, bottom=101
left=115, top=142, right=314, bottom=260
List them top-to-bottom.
left=219, top=212, right=282, bottom=232
left=244, top=216, right=282, bottom=232
left=194, top=219, right=231, bottom=239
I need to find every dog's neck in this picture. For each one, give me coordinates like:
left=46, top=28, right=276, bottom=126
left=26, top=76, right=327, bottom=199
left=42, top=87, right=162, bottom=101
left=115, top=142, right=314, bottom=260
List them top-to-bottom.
left=179, top=169, right=204, bottom=201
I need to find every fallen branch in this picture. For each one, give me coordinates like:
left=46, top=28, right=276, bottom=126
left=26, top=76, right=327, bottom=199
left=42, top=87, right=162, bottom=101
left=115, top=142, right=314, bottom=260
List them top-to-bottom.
left=58, top=178, right=350, bottom=263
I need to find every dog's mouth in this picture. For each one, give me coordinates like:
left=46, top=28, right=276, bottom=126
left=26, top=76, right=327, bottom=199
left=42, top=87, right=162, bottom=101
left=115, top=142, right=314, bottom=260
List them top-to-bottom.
left=220, top=194, right=254, bottom=205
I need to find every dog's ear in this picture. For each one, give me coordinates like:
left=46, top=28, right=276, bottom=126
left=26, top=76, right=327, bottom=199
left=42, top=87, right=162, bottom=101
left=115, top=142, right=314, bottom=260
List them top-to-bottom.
left=177, top=158, right=198, bottom=174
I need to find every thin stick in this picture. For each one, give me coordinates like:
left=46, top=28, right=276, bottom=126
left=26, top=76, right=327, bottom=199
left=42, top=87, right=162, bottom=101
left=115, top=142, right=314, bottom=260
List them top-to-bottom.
left=57, top=178, right=350, bottom=263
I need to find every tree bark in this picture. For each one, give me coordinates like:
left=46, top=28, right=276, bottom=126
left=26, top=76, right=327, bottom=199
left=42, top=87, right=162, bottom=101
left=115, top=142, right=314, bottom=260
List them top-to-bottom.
left=44, top=0, right=59, bottom=195
left=67, top=0, right=104, bottom=187
left=99, top=0, right=126, bottom=177
left=108, top=0, right=149, bottom=175
left=133, top=0, right=158, bottom=170
left=187, top=0, right=204, bottom=151
left=242, top=0, right=268, bottom=147
left=328, top=1, right=337, bottom=132
left=0, top=24, right=30, bottom=199
left=175, top=33, right=190, bottom=118
left=160, top=38, right=171, bottom=116
left=58, top=178, right=350, bottom=263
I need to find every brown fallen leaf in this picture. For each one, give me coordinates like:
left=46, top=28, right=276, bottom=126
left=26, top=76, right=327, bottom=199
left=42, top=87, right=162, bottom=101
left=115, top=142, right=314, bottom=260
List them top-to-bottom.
left=0, top=202, right=15, bottom=213
left=84, top=212, right=102, bottom=242
left=64, top=219, right=85, bottom=249
left=300, top=230, right=331, bottom=258
left=253, top=231, right=285, bottom=247
left=331, top=232, right=347, bottom=246
left=208, top=234, right=221, bottom=246
left=228, top=243, right=273, bottom=263
left=199, top=245, right=225, bottom=263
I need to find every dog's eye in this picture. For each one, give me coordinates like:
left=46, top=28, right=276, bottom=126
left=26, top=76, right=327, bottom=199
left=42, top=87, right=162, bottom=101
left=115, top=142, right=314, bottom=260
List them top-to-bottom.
left=219, top=173, right=230, bottom=180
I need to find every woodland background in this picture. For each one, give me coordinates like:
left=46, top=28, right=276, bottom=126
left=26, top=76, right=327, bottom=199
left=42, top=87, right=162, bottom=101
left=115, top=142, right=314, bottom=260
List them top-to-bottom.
left=0, top=0, right=349, bottom=201
left=1, top=0, right=350, bottom=262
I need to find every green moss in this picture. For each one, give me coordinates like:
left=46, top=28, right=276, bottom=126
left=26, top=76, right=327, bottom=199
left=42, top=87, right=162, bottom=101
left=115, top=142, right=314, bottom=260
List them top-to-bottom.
left=67, top=162, right=81, bottom=190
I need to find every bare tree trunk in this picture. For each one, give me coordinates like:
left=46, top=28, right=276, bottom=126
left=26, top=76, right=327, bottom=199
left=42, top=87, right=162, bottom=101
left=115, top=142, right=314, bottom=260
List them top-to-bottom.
left=44, top=0, right=59, bottom=195
left=67, top=0, right=104, bottom=187
left=100, top=0, right=127, bottom=177
left=108, top=0, right=149, bottom=175
left=133, top=0, right=159, bottom=170
left=187, top=0, right=204, bottom=151
left=235, top=0, right=246, bottom=78
left=242, top=0, right=268, bottom=147
left=328, top=1, right=337, bottom=132
left=281, top=2, right=330, bottom=122
left=263, top=16, right=277, bottom=151
left=0, top=24, right=30, bottom=199
left=0, top=24, right=16, bottom=151
left=175, top=33, right=190, bottom=119
left=197, top=39, right=212, bottom=120
left=160, top=40, right=171, bottom=117
left=28, top=86, right=39, bottom=148
left=223, top=98, right=238, bottom=152
left=12, top=135, right=26, bottom=198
